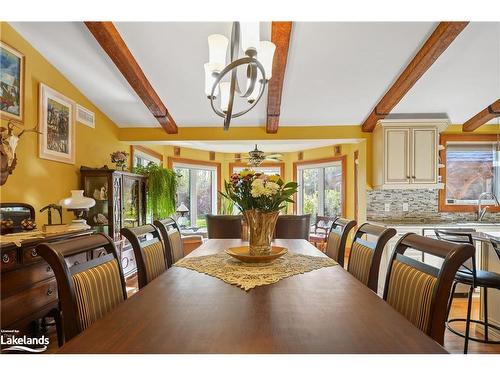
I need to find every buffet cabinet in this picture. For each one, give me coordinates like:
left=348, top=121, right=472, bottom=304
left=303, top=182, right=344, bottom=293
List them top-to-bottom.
left=80, top=167, right=147, bottom=279
left=0, top=229, right=93, bottom=334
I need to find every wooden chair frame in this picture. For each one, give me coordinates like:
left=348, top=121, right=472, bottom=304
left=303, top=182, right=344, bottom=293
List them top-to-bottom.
left=154, top=217, right=182, bottom=265
left=327, top=217, right=357, bottom=267
left=347, top=223, right=396, bottom=292
left=121, top=224, right=167, bottom=289
left=35, top=233, right=127, bottom=344
left=383, top=233, right=475, bottom=345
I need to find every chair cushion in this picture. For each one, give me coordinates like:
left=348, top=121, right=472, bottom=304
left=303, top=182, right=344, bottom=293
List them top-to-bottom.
left=326, top=232, right=341, bottom=262
left=143, top=240, right=167, bottom=282
left=347, top=241, right=374, bottom=285
left=72, top=259, right=124, bottom=331
left=386, top=260, right=438, bottom=333
left=455, top=269, right=500, bottom=288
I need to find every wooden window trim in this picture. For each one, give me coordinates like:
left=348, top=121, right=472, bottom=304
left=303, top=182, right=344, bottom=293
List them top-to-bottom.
left=438, top=133, right=500, bottom=213
left=130, top=145, right=164, bottom=168
left=292, top=155, right=347, bottom=217
left=167, top=157, right=222, bottom=211
left=228, top=161, right=285, bottom=177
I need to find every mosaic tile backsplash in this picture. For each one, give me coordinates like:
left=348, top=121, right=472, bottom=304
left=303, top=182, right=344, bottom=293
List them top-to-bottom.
left=367, top=189, right=500, bottom=223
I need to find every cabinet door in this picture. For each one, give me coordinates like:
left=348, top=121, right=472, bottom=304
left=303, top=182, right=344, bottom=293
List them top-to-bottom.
left=384, top=128, right=410, bottom=184
left=412, top=128, right=437, bottom=184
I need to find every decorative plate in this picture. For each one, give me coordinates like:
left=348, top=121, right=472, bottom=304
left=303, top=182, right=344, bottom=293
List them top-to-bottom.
left=225, top=246, right=288, bottom=263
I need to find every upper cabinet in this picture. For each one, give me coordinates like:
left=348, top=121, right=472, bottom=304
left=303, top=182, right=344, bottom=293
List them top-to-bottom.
left=372, top=119, right=449, bottom=189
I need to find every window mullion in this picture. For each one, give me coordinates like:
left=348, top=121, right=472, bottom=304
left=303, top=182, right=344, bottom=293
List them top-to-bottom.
left=319, top=167, right=325, bottom=216
left=190, top=169, right=197, bottom=226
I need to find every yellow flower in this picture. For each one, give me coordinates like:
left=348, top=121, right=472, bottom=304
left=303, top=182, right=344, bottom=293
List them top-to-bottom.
left=239, top=169, right=255, bottom=178
left=268, top=174, right=281, bottom=183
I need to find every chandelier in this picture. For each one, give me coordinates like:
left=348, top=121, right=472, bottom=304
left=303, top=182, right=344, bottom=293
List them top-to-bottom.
left=205, top=22, right=276, bottom=130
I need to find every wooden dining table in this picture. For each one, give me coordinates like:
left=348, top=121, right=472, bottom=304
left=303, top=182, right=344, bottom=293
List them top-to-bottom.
left=58, top=239, right=447, bottom=354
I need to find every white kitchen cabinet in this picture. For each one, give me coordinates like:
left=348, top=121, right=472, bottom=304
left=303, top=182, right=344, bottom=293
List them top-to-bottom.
left=373, top=119, right=448, bottom=189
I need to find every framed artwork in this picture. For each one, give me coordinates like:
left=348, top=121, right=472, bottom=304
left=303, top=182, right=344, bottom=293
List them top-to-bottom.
left=0, top=42, right=24, bottom=121
left=38, top=83, right=76, bottom=164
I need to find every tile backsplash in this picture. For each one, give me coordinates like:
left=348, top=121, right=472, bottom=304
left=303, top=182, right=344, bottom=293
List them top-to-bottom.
left=367, top=189, right=500, bottom=223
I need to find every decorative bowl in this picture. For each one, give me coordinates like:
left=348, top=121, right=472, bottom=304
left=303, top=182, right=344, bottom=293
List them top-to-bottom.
left=225, top=246, right=288, bottom=263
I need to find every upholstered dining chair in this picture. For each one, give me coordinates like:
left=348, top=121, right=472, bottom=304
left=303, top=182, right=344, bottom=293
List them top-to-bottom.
left=206, top=214, right=243, bottom=239
left=274, top=214, right=311, bottom=240
left=154, top=217, right=190, bottom=266
left=325, top=217, right=357, bottom=267
left=346, top=223, right=396, bottom=292
left=121, top=224, right=167, bottom=289
left=434, top=229, right=500, bottom=353
left=35, top=233, right=127, bottom=344
left=383, top=233, right=475, bottom=345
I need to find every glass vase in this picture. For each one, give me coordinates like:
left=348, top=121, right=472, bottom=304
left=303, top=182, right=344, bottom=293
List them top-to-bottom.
left=242, top=209, right=280, bottom=256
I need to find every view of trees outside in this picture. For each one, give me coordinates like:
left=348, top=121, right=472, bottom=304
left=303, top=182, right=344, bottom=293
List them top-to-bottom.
left=324, top=165, right=342, bottom=216
left=175, top=167, right=191, bottom=226
left=302, top=168, right=320, bottom=219
left=195, top=169, right=212, bottom=227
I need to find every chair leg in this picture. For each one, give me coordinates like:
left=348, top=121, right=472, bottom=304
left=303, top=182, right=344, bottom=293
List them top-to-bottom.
left=446, top=281, right=458, bottom=321
left=464, top=284, right=474, bottom=354
left=484, top=287, right=489, bottom=342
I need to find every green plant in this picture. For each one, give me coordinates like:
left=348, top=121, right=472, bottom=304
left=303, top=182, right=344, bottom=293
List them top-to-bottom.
left=133, top=162, right=177, bottom=220
left=219, top=193, right=236, bottom=215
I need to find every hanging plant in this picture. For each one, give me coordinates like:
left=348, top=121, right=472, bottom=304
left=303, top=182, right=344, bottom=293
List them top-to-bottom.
left=133, top=162, right=178, bottom=220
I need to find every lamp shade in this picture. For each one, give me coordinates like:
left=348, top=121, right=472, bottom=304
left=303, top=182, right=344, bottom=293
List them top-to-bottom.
left=240, top=22, right=260, bottom=55
left=208, top=34, right=228, bottom=73
left=258, top=41, right=276, bottom=80
left=204, top=63, right=219, bottom=98
left=247, top=70, right=263, bottom=103
left=220, top=82, right=231, bottom=112
left=59, top=190, right=95, bottom=209
left=176, top=202, right=189, bottom=213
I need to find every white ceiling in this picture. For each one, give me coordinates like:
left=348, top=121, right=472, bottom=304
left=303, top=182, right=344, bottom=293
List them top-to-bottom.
left=10, top=22, right=500, bottom=128
left=152, top=139, right=359, bottom=153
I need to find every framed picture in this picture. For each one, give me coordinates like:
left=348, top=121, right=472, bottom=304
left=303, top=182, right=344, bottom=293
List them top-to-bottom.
left=0, top=42, right=24, bottom=121
left=39, top=83, right=76, bottom=164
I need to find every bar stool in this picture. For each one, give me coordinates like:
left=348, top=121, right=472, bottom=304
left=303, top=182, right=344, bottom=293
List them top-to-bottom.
left=435, top=229, right=500, bottom=353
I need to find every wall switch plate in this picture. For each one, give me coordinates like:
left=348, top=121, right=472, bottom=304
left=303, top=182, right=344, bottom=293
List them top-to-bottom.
left=384, top=203, right=391, bottom=212
left=402, top=203, right=409, bottom=212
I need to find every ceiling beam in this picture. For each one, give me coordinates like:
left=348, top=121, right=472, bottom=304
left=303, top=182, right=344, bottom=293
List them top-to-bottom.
left=85, top=22, right=178, bottom=134
left=266, top=22, right=293, bottom=134
left=361, top=22, right=469, bottom=132
left=462, top=99, right=500, bottom=132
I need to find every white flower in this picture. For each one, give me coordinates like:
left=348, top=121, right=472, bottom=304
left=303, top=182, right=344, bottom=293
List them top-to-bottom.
left=251, top=179, right=280, bottom=198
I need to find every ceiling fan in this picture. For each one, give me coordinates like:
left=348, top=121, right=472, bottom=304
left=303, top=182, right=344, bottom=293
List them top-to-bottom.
left=235, top=145, right=283, bottom=167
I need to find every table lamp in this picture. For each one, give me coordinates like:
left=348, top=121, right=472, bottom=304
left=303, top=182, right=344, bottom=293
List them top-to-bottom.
left=59, top=190, right=96, bottom=230
left=176, top=202, right=189, bottom=227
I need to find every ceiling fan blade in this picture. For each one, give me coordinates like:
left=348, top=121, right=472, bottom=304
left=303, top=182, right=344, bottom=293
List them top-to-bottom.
left=264, top=153, right=283, bottom=158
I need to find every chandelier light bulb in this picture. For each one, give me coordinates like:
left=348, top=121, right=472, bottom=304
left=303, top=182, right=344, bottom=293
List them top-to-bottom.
left=240, top=22, right=260, bottom=57
left=208, top=34, right=229, bottom=72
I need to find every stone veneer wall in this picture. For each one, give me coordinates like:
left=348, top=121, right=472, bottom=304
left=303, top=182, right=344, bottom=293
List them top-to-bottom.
left=367, top=189, right=500, bottom=223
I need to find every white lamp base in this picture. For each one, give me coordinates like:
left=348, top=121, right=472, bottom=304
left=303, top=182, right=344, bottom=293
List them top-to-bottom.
left=67, top=219, right=91, bottom=230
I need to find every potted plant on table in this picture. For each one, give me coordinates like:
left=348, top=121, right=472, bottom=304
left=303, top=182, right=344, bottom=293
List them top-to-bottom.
left=221, top=170, right=298, bottom=256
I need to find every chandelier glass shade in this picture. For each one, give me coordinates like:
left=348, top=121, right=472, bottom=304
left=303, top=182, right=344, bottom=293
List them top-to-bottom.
left=205, top=22, right=276, bottom=130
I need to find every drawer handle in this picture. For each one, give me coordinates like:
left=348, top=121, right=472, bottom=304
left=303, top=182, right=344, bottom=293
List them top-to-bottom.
left=31, top=249, right=38, bottom=257
left=2, top=254, right=10, bottom=264
left=46, top=266, right=52, bottom=273
left=47, top=288, right=54, bottom=296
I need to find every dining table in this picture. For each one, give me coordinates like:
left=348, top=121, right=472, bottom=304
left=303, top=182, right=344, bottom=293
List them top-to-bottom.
left=57, top=239, right=447, bottom=354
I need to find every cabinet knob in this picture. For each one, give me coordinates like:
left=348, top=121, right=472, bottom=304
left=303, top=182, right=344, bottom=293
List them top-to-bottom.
left=31, top=249, right=38, bottom=257
left=2, top=254, right=9, bottom=264
left=46, top=266, right=52, bottom=273
left=47, top=288, right=54, bottom=296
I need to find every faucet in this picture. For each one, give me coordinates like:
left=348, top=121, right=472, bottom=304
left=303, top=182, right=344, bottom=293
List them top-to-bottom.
left=477, top=192, right=499, bottom=221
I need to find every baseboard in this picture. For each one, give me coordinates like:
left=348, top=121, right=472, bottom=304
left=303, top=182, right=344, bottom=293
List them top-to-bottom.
left=475, top=317, right=500, bottom=340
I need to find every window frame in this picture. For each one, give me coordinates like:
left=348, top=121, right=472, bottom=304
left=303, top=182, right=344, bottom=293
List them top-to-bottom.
left=438, top=134, right=500, bottom=213
left=130, top=145, right=163, bottom=168
left=293, top=156, right=346, bottom=217
left=168, top=157, right=221, bottom=226
left=229, top=161, right=285, bottom=177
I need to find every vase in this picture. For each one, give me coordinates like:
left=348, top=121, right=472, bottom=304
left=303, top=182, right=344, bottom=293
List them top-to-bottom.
left=242, top=209, right=280, bottom=256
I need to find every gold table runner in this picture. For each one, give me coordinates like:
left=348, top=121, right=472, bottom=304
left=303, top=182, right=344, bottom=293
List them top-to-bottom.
left=174, top=252, right=338, bottom=291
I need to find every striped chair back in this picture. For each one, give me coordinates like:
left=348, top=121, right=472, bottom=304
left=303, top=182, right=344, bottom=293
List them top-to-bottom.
left=154, top=217, right=184, bottom=264
left=325, top=217, right=357, bottom=267
left=346, top=223, right=396, bottom=292
left=121, top=224, right=167, bottom=289
left=383, top=233, right=474, bottom=344
left=36, top=234, right=127, bottom=343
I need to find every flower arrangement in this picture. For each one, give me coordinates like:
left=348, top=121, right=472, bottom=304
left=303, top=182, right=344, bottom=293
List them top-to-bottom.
left=110, top=150, right=129, bottom=170
left=222, top=169, right=298, bottom=213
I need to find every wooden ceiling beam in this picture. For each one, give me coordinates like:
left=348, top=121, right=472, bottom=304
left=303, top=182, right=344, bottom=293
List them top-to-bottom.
left=85, top=22, right=178, bottom=134
left=266, top=22, right=293, bottom=134
left=361, top=22, right=469, bottom=132
left=462, top=99, right=500, bottom=132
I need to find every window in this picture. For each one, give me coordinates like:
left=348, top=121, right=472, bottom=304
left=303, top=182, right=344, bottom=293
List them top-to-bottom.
left=439, top=134, right=500, bottom=212
left=131, top=146, right=162, bottom=168
left=295, top=157, right=345, bottom=221
left=172, top=161, right=218, bottom=228
left=231, top=164, right=283, bottom=176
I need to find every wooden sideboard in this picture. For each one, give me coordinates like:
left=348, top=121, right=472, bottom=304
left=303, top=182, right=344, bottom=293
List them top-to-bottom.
left=1, top=229, right=93, bottom=335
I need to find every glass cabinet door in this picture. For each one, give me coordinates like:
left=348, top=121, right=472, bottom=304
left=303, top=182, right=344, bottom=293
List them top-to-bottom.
left=83, top=175, right=110, bottom=234
left=122, top=176, right=140, bottom=228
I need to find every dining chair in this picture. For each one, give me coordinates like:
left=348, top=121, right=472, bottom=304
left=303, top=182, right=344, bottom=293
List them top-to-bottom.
left=206, top=214, right=243, bottom=239
left=274, top=214, right=311, bottom=240
left=309, top=215, right=337, bottom=250
left=325, top=217, right=357, bottom=267
left=154, top=218, right=186, bottom=264
left=346, top=223, right=396, bottom=292
left=121, top=224, right=167, bottom=289
left=435, top=229, right=500, bottom=353
left=35, top=233, right=127, bottom=344
left=383, top=233, right=475, bottom=345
